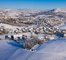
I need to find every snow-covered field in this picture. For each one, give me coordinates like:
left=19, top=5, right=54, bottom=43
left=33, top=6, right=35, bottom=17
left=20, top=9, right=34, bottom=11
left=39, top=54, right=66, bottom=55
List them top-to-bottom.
left=0, top=23, right=22, bottom=30
left=59, top=24, right=66, bottom=30
left=0, top=38, right=66, bottom=60
left=0, top=40, right=35, bottom=60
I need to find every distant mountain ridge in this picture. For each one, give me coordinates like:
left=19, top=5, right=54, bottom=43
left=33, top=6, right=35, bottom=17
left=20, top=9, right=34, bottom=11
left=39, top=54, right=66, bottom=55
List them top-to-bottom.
left=0, top=8, right=66, bottom=26
left=0, top=8, right=66, bottom=18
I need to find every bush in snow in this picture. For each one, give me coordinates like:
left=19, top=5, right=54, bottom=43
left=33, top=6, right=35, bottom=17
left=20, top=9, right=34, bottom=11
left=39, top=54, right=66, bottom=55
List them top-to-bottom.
left=5, top=35, right=9, bottom=39
left=11, top=35, right=14, bottom=40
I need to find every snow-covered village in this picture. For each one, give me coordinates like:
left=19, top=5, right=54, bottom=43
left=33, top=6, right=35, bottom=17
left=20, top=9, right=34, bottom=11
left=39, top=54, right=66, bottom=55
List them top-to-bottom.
left=0, top=0, right=66, bottom=60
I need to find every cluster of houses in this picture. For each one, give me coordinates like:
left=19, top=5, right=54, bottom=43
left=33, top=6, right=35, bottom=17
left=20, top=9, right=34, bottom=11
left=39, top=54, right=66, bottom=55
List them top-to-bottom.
left=0, top=24, right=66, bottom=50
left=0, top=27, right=8, bottom=34
left=3, top=28, right=65, bottom=50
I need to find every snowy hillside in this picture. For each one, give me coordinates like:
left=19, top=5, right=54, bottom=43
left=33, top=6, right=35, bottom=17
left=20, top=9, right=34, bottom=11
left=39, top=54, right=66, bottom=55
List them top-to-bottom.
left=54, top=8, right=66, bottom=13
left=29, top=38, right=66, bottom=60
left=0, top=39, right=66, bottom=60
